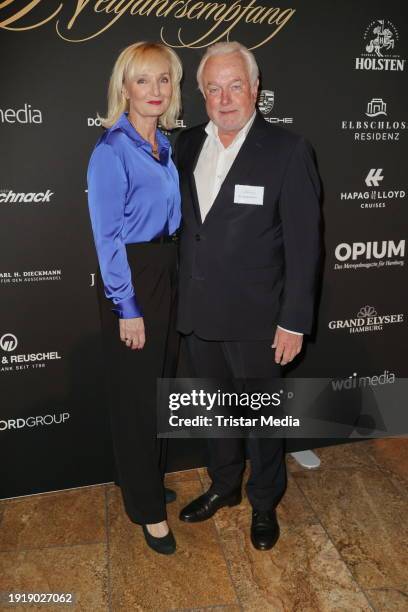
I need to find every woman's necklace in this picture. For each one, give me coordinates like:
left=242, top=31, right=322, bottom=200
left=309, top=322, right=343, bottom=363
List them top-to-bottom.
left=129, top=117, right=159, bottom=158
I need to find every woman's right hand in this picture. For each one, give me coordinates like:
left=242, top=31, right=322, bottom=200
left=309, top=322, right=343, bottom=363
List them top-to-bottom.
left=119, top=317, right=145, bottom=350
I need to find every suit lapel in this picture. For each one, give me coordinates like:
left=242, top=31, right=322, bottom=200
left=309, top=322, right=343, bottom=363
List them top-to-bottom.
left=202, top=113, right=268, bottom=226
left=185, top=127, right=207, bottom=226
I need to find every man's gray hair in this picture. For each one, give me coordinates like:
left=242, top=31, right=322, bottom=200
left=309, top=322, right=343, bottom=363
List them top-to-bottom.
left=196, top=41, right=259, bottom=93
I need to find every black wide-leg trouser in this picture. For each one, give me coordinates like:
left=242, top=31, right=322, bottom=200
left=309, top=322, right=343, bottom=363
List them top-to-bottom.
left=97, top=242, right=179, bottom=525
left=185, top=333, right=287, bottom=511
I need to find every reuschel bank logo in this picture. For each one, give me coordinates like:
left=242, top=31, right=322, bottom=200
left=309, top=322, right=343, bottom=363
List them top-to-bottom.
left=355, top=19, right=405, bottom=72
left=258, top=90, right=293, bottom=124
left=341, top=98, right=407, bottom=141
left=0, top=103, right=42, bottom=124
left=340, top=169, right=406, bottom=209
left=334, top=239, right=405, bottom=270
left=328, top=306, right=404, bottom=334
left=1, top=333, right=62, bottom=374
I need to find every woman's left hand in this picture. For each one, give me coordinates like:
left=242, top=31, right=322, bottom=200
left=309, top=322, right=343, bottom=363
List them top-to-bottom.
left=119, top=317, right=146, bottom=350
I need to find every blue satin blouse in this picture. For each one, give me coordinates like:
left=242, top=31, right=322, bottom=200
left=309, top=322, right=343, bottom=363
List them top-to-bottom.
left=87, top=112, right=181, bottom=319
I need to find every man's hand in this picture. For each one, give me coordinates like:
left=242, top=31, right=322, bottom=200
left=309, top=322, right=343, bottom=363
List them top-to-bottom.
left=119, top=317, right=145, bottom=350
left=272, top=328, right=303, bottom=365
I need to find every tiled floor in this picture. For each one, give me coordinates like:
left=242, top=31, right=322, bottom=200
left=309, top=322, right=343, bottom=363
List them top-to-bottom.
left=0, top=439, right=407, bottom=611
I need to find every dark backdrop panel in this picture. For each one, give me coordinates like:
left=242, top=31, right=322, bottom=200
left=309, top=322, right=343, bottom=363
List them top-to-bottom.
left=1, top=0, right=407, bottom=498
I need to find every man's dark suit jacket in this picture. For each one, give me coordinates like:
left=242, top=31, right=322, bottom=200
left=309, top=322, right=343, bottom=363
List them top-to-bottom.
left=174, top=112, right=321, bottom=341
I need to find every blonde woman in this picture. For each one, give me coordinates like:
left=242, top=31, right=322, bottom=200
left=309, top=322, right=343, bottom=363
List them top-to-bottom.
left=87, top=42, right=182, bottom=554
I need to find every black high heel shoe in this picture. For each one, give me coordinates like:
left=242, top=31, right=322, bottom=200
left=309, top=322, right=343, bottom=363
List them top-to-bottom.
left=142, top=525, right=176, bottom=555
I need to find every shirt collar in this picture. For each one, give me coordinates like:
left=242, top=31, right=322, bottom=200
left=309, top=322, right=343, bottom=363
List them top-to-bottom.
left=205, top=110, right=257, bottom=149
left=109, top=112, right=170, bottom=154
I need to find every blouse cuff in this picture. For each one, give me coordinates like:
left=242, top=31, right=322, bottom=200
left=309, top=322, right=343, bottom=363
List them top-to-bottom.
left=111, top=295, right=143, bottom=319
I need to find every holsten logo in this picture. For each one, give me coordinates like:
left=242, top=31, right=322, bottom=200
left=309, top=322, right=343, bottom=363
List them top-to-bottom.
left=355, top=19, right=405, bottom=71
left=258, top=90, right=293, bottom=124
left=341, top=98, right=407, bottom=141
left=0, top=103, right=42, bottom=124
left=340, top=170, right=406, bottom=209
left=0, top=190, right=54, bottom=204
left=334, top=240, right=405, bottom=270
left=328, top=306, right=404, bottom=334
left=1, top=333, right=62, bottom=374
left=332, top=370, right=396, bottom=391
left=0, top=413, right=70, bottom=431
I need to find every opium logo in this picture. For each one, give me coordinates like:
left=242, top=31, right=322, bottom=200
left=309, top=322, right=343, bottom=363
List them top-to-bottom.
left=335, top=240, right=405, bottom=261
left=0, top=334, right=18, bottom=352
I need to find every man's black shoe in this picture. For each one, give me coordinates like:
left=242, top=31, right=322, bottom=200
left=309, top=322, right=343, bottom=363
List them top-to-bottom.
left=179, top=490, right=242, bottom=523
left=250, top=508, right=280, bottom=551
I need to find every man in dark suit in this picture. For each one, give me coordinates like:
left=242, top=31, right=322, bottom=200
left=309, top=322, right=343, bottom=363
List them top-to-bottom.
left=175, top=42, right=321, bottom=550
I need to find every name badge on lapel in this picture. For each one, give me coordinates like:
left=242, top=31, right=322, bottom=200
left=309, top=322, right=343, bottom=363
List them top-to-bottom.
left=234, top=184, right=264, bottom=206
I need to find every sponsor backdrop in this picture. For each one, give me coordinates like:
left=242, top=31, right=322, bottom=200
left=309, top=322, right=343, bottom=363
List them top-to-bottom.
left=1, top=0, right=407, bottom=498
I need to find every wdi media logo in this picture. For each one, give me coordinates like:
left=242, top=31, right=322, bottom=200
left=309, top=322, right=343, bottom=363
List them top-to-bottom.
left=355, top=19, right=405, bottom=71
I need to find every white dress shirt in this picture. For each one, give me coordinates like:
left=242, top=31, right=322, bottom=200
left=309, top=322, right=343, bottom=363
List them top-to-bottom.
left=193, top=112, right=302, bottom=337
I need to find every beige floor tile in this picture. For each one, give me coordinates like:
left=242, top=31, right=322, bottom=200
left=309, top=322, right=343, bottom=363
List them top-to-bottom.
left=365, top=437, right=408, bottom=497
left=287, top=441, right=379, bottom=474
left=293, top=466, right=408, bottom=591
left=165, top=468, right=201, bottom=484
left=108, top=480, right=239, bottom=611
left=0, top=487, right=106, bottom=552
left=217, top=522, right=371, bottom=612
left=0, top=543, right=108, bottom=611
left=366, top=587, right=408, bottom=611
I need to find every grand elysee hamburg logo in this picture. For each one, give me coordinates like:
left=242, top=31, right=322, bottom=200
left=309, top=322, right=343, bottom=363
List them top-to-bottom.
left=355, top=20, right=405, bottom=71
left=328, top=306, right=404, bottom=335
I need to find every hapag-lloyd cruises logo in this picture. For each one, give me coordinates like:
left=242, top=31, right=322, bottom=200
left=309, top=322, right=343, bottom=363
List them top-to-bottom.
left=0, top=1, right=295, bottom=49
left=355, top=19, right=405, bottom=71
left=340, top=169, right=406, bottom=210
left=328, top=306, right=404, bottom=334
left=1, top=333, right=62, bottom=374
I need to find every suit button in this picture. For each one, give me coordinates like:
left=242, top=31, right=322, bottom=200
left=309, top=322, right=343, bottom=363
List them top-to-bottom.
left=195, top=234, right=201, bottom=241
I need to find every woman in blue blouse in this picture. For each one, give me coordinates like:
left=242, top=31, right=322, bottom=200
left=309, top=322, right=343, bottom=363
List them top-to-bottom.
left=87, top=42, right=182, bottom=555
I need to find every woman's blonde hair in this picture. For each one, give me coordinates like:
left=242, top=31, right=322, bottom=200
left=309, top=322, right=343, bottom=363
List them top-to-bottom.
left=99, top=42, right=182, bottom=130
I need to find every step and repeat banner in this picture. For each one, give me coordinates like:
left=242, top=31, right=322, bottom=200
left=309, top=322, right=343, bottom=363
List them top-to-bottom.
left=1, top=0, right=407, bottom=498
